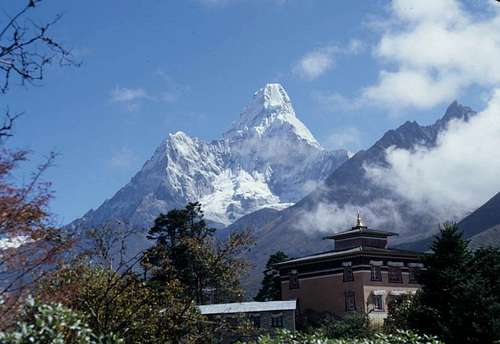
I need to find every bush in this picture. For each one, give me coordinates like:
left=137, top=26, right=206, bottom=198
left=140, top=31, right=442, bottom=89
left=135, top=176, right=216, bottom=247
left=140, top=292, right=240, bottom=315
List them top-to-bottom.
left=384, top=293, right=416, bottom=332
left=0, top=297, right=122, bottom=344
left=300, top=310, right=372, bottom=339
left=320, top=312, right=373, bottom=339
left=239, top=329, right=443, bottom=344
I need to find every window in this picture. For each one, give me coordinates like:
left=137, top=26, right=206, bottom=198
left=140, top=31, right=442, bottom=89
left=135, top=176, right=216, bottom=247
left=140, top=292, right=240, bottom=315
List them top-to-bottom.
left=371, top=265, right=382, bottom=281
left=343, top=266, right=354, bottom=282
left=388, top=267, right=403, bottom=283
left=409, top=267, right=420, bottom=283
left=289, top=270, right=300, bottom=289
left=345, top=291, right=356, bottom=311
left=373, top=295, right=384, bottom=311
left=271, top=313, right=283, bottom=328
left=250, top=314, right=261, bottom=328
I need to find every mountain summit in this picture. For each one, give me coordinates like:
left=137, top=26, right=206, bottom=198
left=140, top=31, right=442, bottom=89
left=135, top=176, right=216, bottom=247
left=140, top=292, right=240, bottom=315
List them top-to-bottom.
left=225, top=83, right=320, bottom=148
left=70, top=84, right=348, bottom=230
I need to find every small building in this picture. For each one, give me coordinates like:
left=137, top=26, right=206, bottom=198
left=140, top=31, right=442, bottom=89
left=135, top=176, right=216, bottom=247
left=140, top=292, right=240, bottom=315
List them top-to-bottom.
left=276, top=214, right=424, bottom=325
left=198, top=300, right=296, bottom=330
left=198, top=301, right=296, bottom=342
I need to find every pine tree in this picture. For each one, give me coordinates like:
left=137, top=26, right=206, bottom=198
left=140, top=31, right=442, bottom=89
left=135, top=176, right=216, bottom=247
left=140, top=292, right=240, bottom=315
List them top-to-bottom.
left=142, top=202, right=252, bottom=304
left=403, top=223, right=500, bottom=343
left=254, top=251, right=288, bottom=301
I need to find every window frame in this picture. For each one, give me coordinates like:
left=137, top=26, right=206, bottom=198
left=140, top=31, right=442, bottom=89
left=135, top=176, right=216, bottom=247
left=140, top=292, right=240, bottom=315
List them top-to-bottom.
left=371, top=264, right=382, bottom=281
left=343, top=266, right=354, bottom=282
left=388, top=266, right=403, bottom=283
left=409, top=267, right=420, bottom=284
left=289, top=269, right=300, bottom=289
left=345, top=290, right=356, bottom=312
left=373, top=294, right=384, bottom=312
left=271, top=313, right=284, bottom=328
left=250, top=314, right=261, bottom=328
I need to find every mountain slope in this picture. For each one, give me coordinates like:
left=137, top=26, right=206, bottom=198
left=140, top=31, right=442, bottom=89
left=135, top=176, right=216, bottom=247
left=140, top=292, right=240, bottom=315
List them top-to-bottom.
left=69, top=83, right=348, bottom=233
left=239, top=101, right=477, bottom=296
left=402, top=191, right=500, bottom=251
left=459, top=192, right=500, bottom=239
left=469, top=224, right=500, bottom=250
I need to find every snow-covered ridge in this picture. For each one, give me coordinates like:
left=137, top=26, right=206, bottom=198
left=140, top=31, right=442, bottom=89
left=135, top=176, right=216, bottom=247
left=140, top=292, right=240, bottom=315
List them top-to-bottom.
left=71, top=83, right=348, bottom=228
left=224, top=84, right=321, bottom=148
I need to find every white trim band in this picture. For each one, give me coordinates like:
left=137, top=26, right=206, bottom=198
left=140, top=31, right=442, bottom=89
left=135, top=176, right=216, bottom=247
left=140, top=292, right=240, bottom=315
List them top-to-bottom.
left=388, top=261, right=404, bottom=267
left=389, top=290, right=408, bottom=296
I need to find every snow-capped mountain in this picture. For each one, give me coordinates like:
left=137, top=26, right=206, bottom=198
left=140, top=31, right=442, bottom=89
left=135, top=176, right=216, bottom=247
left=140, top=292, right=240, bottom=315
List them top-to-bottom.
left=70, top=84, right=348, bottom=230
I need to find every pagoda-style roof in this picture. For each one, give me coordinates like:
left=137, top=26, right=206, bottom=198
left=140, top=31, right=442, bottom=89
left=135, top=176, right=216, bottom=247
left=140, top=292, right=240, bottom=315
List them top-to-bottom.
left=323, top=213, right=398, bottom=241
left=324, top=227, right=398, bottom=241
left=275, top=246, right=423, bottom=268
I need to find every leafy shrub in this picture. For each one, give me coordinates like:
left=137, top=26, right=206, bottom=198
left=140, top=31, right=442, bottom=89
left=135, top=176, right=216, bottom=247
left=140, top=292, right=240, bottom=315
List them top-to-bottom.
left=0, top=297, right=122, bottom=344
left=300, top=310, right=372, bottom=339
left=320, top=312, right=373, bottom=339
left=239, top=329, right=443, bottom=344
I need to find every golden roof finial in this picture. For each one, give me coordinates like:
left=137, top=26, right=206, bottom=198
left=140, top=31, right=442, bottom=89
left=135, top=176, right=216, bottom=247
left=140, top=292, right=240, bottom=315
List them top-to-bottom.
left=356, top=211, right=364, bottom=228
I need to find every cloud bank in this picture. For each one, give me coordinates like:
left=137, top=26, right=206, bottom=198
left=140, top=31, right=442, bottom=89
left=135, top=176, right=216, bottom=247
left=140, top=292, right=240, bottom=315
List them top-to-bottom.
left=363, top=0, right=500, bottom=110
left=366, top=89, right=500, bottom=222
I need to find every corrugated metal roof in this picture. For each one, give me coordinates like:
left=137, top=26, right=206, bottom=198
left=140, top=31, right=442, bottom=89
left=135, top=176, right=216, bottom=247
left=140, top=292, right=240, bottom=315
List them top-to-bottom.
left=198, top=300, right=296, bottom=315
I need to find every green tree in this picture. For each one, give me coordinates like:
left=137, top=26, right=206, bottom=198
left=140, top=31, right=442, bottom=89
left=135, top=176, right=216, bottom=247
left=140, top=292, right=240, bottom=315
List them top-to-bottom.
left=143, top=202, right=253, bottom=304
left=388, top=223, right=500, bottom=343
left=407, top=223, right=472, bottom=341
left=254, top=251, right=288, bottom=301
left=38, top=261, right=207, bottom=344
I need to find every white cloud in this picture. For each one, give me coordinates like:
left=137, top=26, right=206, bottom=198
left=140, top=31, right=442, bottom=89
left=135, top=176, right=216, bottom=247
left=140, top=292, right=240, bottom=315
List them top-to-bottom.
left=362, top=0, right=500, bottom=110
left=294, top=40, right=364, bottom=81
left=293, top=48, right=336, bottom=81
left=110, top=74, right=186, bottom=111
left=110, top=87, right=150, bottom=103
left=365, top=88, right=500, bottom=222
left=313, top=91, right=363, bottom=112
left=325, top=127, right=362, bottom=151
left=296, top=198, right=404, bottom=234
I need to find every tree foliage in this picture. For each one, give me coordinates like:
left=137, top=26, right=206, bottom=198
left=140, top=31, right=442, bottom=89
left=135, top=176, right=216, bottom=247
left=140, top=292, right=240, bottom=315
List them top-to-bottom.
left=0, top=0, right=77, bottom=325
left=0, top=149, right=70, bottom=326
left=142, top=202, right=253, bottom=304
left=36, top=223, right=210, bottom=344
left=387, top=223, right=500, bottom=343
left=254, top=251, right=288, bottom=301
left=0, top=297, right=122, bottom=344
left=239, top=329, right=442, bottom=344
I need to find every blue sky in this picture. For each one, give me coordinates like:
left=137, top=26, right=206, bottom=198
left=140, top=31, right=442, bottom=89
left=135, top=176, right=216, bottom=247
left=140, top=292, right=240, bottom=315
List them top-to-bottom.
left=3, top=0, right=498, bottom=224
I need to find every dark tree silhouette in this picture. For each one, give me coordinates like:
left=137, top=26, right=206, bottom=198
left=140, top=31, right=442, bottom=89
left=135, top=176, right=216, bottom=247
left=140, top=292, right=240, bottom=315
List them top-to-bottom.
left=255, top=251, right=288, bottom=301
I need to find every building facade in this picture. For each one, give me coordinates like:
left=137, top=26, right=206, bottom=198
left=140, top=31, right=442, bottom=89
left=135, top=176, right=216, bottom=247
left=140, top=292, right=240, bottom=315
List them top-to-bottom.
left=276, top=215, right=424, bottom=324
left=198, top=300, right=296, bottom=342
